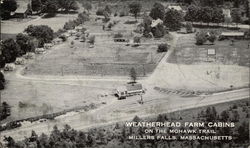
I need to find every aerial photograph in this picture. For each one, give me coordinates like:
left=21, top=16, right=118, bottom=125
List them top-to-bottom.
left=0, top=0, right=249, bottom=147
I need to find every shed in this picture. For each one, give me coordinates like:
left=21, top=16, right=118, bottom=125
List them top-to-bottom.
left=220, top=32, right=245, bottom=39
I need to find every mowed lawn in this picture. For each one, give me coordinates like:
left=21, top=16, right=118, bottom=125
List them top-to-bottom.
left=168, top=33, right=250, bottom=67
left=24, top=36, right=165, bottom=77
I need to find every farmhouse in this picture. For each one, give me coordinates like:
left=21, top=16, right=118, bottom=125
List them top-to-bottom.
left=13, top=0, right=32, bottom=18
left=220, top=32, right=245, bottom=39
left=115, top=83, right=144, bottom=99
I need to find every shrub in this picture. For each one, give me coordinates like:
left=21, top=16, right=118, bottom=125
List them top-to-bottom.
left=96, top=8, right=105, bottom=16
left=78, top=11, right=89, bottom=23
left=119, top=11, right=126, bottom=17
left=63, top=20, right=76, bottom=30
left=124, top=20, right=138, bottom=24
left=196, top=32, right=207, bottom=45
left=208, top=34, right=217, bottom=44
left=59, top=35, right=67, bottom=42
left=88, top=35, right=95, bottom=44
left=133, top=36, right=141, bottom=44
left=1, top=38, right=20, bottom=63
left=157, top=44, right=169, bottom=52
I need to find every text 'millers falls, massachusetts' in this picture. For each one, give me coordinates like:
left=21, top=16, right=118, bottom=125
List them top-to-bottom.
left=0, top=0, right=249, bottom=148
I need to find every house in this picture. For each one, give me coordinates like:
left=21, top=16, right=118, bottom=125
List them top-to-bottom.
left=13, top=0, right=32, bottom=18
left=167, top=5, right=183, bottom=12
left=219, top=32, right=245, bottom=40
left=115, top=83, right=145, bottom=99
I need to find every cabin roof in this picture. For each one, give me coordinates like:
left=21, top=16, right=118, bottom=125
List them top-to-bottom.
left=221, top=32, right=244, bottom=36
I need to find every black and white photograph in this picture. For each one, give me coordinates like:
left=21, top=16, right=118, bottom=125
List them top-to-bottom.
left=0, top=0, right=249, bottom=147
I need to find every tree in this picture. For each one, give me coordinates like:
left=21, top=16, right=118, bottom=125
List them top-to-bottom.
left=0, top=0, right=17, bottom=19
left=1, top=0, right=17, bottom=12
left=31, top=0, right=42, bottom=13
left=43, top=0, right=58, bottom=17
left=58, top=0, right=78, bottom=12
left=82, top=2, right=92, bottom=12
left=128, top=2, right=142, bottom=19
left=150, top=2, right=165, bottom=20
left=104, top=5, right=112, bottom=15
left=185, top=5, right=199, bottom=23
left=201, top=7, right=213, bottom=26
left=212, top=7, right=224, bottom=25
left=231, top=8, right=242, bottom=27
left=164, top=9, right=183, bottom=31
left=78, top=11, right=89, bottom=23
left=142, top=15, right=152, bottom=37
left=152, top=23, right=165, bottom=38
left=24, top=25, right=54, bottom=47
left=195, top=31, right=207, bottom=45
left=16, top=33, right=33, bottom=55
left=208, top=33, right=217, bottom=44
left=1, top=38, right=20, bottom=63
left=157, top=44, right=169, bottom=52
left=130, top=67, right=137, bottom=83
left=0, top=72, right=5, bottom=90
left=1, top=102, right=11, bottom=120
left=220, top=110, right=229, bottom=122
left=132, top=115, right=141, bottom=122
left=236, top=121, right=249, bottom=144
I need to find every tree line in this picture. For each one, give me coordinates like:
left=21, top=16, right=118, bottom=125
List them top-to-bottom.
left=0, top=0, right=79, bottom=20
left=3, top=101, right=249, bottom=148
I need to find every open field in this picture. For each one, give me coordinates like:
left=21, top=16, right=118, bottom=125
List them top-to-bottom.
left=1, top=14, right=78, bottom=36
left=23, top=14, right=170, bottom=77
left=168, top=33, right=250, bottom=67
left=24, top=37, right=165, bottom=76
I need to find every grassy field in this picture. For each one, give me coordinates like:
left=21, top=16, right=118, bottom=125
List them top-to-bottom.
left=1, top=14, right=78, bottom=35
left=24, top=15, right=169, bottom=77
left=168, top=33, right=250, bottom=67
left=24, top=37, right=165, bottom=76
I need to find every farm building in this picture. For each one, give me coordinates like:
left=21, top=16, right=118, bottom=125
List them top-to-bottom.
left=13, top=0, right=32, bottom=18
left=219, top=32, right=245, bottom=39
left=115, top=83, right=144, bottom=99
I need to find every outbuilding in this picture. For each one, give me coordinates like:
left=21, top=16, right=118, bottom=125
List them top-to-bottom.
left=219, top=32, right=245, bottom=40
